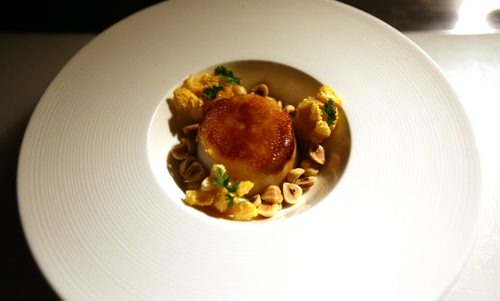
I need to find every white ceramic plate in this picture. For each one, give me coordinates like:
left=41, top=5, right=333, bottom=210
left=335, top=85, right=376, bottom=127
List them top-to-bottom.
left=18, top=0, right=481, bottom=300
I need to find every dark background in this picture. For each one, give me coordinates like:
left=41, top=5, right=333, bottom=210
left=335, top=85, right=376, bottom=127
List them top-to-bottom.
left=1, top=0, right=486, bottom=33
left=2, top=1, right=498, bottom=300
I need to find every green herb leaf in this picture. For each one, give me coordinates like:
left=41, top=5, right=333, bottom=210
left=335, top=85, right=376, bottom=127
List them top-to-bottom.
left=214, top=66, right=241, bottom=85
left=202, top=85, right=224, bottom=100
left=323, top=98, right=338, bottom=126
left=212, top=166, right=240, bottom=208
left=212, top=166, right=229, bottom=188
left=226, top=180, right=240, bottom=194
left=226, top=193, right=235, bottom=208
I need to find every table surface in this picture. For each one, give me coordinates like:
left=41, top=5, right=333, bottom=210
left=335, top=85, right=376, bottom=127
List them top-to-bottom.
left=2, top=30, right=499, bottom=300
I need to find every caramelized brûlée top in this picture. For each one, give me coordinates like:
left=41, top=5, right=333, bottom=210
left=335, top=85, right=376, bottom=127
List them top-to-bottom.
left=199, top=94, right=296, bottom=175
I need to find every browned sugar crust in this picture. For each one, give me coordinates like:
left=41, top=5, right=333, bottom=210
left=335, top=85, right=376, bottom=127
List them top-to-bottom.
left=199, top=94, right=296, bottom=174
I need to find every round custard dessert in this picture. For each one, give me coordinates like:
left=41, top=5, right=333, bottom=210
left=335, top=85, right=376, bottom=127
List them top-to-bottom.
left=198, top=93, right=297, bottom=194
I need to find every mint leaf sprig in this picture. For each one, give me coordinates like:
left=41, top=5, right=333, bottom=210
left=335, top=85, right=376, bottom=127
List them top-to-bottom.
left=214, top=66, right=241, bottom=85
left=202, top=85, right=224, bottom=100
left=323, top=98, right=338, bottom=126
left=212, top=166, right=241, bottom=208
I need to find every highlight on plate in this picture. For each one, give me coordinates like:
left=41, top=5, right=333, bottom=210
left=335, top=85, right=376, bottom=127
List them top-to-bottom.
left=168, top=66, right=343, bottom=221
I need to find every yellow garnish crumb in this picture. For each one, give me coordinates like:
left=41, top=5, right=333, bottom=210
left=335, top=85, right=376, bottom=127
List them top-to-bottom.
left=169, top=72, right=244, bottom=122
left=183, top=75, right=205, bottom=96
left=293, top=85, right=342, bottom=144
left=316, top=85, right=342, bottom=106
left=171, top=87, right=204, bottom=121
left=183, top=164, right=257, bottom=221
left=184, top=189, right=221, bottom=207
left=226, top=199, right=258, bottom=221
